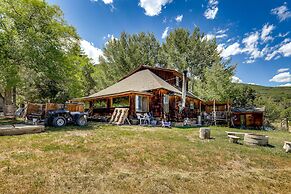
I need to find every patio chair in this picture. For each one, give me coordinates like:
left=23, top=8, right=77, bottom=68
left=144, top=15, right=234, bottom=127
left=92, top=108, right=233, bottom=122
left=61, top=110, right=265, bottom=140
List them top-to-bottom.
left=144, top=112, right=152, bottom=125
left=136, top=113, right=146, bottom=125
left=162, top=120, right=171, bottom=128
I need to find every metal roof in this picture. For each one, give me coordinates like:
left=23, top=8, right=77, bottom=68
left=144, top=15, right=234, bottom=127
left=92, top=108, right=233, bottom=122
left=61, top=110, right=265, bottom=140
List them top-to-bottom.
left=79, top=69, right=201, bottom=100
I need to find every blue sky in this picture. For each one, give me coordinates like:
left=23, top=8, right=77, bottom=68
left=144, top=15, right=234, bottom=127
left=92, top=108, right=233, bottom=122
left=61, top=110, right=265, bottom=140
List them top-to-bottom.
left=47, top=0, right=291, bottom=87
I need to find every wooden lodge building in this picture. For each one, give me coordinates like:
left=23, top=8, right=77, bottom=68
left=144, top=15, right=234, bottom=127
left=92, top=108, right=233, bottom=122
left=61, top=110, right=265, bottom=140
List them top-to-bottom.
left=73, top=65, right=265, bottom=128
left=74, top=65, right=204, bottom=122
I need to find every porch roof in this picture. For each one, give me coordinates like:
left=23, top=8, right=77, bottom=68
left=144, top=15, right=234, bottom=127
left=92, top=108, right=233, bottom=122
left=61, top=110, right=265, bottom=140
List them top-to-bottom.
left=74, top=91, right=152, bottom=101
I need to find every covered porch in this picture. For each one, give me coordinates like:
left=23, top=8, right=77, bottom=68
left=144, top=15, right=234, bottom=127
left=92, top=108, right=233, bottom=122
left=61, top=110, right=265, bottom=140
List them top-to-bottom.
left=73, top=91, right=153, bottom=121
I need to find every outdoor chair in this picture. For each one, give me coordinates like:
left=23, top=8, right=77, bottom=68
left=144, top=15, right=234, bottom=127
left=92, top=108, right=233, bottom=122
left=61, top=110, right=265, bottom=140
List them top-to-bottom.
left=136, top=113, right=146, bottom=125
left=144, top=113, right=152, bottom=125
left=162, top=120, right=171, bottom=128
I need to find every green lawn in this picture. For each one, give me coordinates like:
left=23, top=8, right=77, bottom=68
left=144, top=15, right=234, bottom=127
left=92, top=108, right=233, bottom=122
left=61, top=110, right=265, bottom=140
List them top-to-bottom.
left=0, top=122, right=290, bottom=193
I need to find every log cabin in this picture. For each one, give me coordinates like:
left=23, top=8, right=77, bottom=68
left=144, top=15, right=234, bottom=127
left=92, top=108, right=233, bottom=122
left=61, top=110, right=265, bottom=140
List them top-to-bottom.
left=72, top=65, right=265, bottom=128
left=73, top=65, right=204, bottom=122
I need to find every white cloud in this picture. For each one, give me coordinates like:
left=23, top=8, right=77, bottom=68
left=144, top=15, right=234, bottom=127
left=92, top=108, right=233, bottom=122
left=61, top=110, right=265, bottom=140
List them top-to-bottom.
left=91, top=0, right=113, bottom=4
left=102, top=0, right=113, bottom=4
left=139, top=0, right=172, bottom=16
left=204, top=0, right=219, bottom=20
left=271, top=3, right=291, bottom=22
left=175, top=15, right=183, bottom=22
left=219, top=22, right=289, bottom=63
left=261, top=24, right=275, bottom=42
left=162, top=27, right=169, bottom=39
left=205, top=28, right=228, bottom=41
left=241, top=32, right=262, bottom=63
left=242, top=32, right=259, bottom=49
left=278, top=32, right=289, bottom=37
left=205, top=34, right=215, bottom=41
left=216, top=34, right=227, bottom=39
left=265, top=39, right=291, bottom=60
left=80, top=40, right=104, bottom=65
left=278, top=41, right=291, bottom=57
left=220, top=42, right=242, bottom=58
left=265, top=50, right=279, bottom=61
left=244, top=59, right=255, bottom=64
left=278, top=68, right=289, bottom=73
left=269, top=72, right=291, bottom=83
left=231, top=76, right=243, bottom=83
left=248, top=83, right=256, bottom=85
left=279, top=83, right=291, bottom=87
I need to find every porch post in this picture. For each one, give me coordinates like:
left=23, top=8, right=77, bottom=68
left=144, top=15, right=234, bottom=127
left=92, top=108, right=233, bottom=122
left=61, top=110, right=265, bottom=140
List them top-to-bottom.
left=129, top=94, right=136, bottom=117
left=107, top=98, right=112, bottom=113
left=213, top=99, right=216, bottom=126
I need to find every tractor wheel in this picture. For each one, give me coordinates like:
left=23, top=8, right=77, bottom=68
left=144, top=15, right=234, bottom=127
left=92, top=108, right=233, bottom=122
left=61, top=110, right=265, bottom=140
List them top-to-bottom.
left=76, top=115, right=88, bottom=126
left=53, top=116, right=67, bottom=127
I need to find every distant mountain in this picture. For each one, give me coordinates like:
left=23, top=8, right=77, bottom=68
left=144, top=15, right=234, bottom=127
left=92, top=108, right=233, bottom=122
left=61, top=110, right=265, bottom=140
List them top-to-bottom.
left=240, top=84, right=291, bottom=101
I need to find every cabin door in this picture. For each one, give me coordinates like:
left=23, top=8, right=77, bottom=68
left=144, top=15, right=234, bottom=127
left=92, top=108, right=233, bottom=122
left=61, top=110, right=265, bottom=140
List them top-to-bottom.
left=246, top=114, right=254, bottom=127
left=240, top=115, right=245, bottom=127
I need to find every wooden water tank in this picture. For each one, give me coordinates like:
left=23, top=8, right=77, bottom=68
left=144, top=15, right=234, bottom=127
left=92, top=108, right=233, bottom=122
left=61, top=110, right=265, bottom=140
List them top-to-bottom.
left=244, top=133, right=269, bottom=146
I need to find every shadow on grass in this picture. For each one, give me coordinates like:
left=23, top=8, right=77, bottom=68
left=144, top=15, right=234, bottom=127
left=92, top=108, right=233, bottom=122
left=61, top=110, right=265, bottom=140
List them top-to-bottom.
left=175, top=126, right=202, bottom=129
left=266, top=144, right=276, bottom=148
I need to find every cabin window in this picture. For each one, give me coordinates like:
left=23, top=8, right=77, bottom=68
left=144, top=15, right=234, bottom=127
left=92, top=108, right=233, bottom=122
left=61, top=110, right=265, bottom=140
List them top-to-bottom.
left=176, top=76, right=180, bottom=87
left=163, top=94, right=169, bottom=113
left=112, top=96, right=130, bottom=107
left=135, top=96, right=149, bottom=112
left=93, top=99, right=107, bottom=108
left=190, top=102, right=195, bottom=110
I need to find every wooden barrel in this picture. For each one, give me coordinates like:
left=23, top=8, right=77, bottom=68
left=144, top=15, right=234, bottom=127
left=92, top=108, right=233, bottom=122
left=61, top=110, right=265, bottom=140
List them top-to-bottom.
left=4, top=105, right=16, bottom=116
left=199, top=128, right=211, bottom=139
left=244, top=133, right=269, bottom=146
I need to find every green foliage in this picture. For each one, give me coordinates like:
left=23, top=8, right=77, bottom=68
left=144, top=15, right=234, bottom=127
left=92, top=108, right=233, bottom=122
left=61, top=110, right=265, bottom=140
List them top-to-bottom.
left=0, top=0, right=92, bottom=103
left=98, top=28, right=235, bottom=100
left=160, top=28, right=228, bottom=79
left=99, top=32, right=161, bottom=87
left=194, top=63, right=235, bottom=102
left=243, top=84, right=291, bottom=122
left=232, top=85, right=257, bottom=107
left=254, top=96, right=281, bottom=122
left=281, top=107, right=291, bottom=119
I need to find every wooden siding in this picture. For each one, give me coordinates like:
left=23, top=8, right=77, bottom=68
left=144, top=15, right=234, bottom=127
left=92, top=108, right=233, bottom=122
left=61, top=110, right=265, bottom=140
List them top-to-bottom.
left=232, top=112, right=264, bottom=128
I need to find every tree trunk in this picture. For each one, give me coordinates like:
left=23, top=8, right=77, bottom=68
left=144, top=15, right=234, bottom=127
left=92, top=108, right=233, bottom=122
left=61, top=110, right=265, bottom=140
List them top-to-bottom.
left=12, top=86, right=16, bottom=105
left=3, top=88, right=16, bottom=117
left=4, top=89, right=13, bottom=106
left=0, top=93, right=4, bottom=113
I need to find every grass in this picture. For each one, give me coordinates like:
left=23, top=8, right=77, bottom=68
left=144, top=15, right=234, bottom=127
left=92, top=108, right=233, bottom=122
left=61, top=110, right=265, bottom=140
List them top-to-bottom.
left=0, top=122, right=290, bottom=193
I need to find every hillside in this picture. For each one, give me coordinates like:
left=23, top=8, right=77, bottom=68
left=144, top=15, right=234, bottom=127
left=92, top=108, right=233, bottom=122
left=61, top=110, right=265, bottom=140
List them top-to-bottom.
left=241, top=84, right=291, bottom=101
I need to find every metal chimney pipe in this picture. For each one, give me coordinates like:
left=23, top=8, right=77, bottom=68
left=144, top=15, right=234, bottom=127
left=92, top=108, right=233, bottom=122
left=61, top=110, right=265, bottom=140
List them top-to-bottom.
left=181, top=70, right=187, bottom=111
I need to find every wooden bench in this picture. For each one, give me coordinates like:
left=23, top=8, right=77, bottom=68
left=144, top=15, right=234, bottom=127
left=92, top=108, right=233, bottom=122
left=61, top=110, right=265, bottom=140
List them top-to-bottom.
left=225, top=131, right=247, bottom=136
left=228, top=135, right=241, bottom=144
left=283, top=141, right=291, bottom=153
